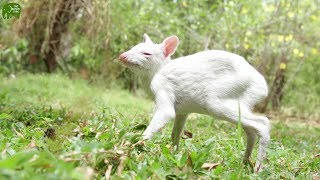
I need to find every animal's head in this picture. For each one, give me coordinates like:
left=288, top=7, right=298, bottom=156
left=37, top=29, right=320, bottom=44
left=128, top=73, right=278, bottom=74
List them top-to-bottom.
left=119, top=34, right=179, bottom=72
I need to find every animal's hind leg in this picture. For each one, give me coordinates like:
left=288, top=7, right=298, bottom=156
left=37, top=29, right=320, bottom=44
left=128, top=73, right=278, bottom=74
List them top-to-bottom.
left=241, top=84, right=270, bottom=172
left=207, top=100, right=270, bottom=172
left=171, top=114, right=188, bottom=148
left=242, top=114, right=270, bottom=172
left=253, top=117, right=270, bottom=172
left=243, top=127, right=257, bottom=164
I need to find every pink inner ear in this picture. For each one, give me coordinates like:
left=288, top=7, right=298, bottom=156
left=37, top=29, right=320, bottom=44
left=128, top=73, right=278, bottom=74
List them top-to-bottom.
left=163, top=37, right=178, bottom=57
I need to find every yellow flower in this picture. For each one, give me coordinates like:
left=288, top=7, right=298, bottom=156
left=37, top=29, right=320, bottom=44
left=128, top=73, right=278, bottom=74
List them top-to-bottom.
left=182, top=1, right=188, bottom=7
left=229, top=1, right=235, bottom=7
left=286, top=3, right=291, bottom=8
left=265, top=5, right=275, bottom=12
left=242, top=7, right=248, bottom=14
left=287, top=12, right=294, bottom=18
left=311, top=15, right=317, bottom=21
left=246, top=31, right=252, bottom=36
left=278, top=35, right=284, bottom=42
left=285, top=35, right=293, bottom=42
left=225, top=43, right=230, bottom=49
left=244, top=44, right=250, bottom=49
left=311, top=48, right=318, bottom=55
left=293, top=49, right=299, bottom=55
left=299, top=52, right=304, bottom=57
left=279, top=63, right=286, bottom=70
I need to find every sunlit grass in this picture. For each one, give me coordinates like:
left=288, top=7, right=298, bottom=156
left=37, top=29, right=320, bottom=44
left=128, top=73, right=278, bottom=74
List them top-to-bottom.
left=0, top=74, right=152, bottom=114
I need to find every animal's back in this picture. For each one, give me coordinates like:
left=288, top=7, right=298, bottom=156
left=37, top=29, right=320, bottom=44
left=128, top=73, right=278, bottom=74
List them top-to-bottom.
left=154, top=50, right=268, bottom=113
left=171, top=50, right=256, bottom=74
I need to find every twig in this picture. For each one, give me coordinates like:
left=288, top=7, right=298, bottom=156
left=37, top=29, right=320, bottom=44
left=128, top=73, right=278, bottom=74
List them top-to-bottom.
left=12, top=126, right=24, bottom=138
left=116, top=156, right=126, bottom=176
left=105, top=165, right=113, bottom=180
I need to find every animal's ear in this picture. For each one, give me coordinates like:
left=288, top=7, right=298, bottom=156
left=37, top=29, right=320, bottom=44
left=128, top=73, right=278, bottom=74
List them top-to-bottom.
left=143, top=33, right=153, bottom=44
left=162, top=36, right=179, bottom=57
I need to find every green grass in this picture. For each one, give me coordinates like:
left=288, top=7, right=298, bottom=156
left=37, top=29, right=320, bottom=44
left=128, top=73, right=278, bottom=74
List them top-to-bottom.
left=0, top=74, right=319, bottom=179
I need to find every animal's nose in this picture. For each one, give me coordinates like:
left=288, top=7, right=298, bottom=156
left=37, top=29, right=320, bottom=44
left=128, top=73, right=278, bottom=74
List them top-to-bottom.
left=119, top=53, right=128, bottom=62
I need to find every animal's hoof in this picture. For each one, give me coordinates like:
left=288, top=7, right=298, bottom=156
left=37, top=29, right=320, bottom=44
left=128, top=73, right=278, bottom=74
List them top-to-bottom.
left=142, top=130, right=152, bottom=140
left=134, top=140, right=146, bottom=146
left=243, top=158, right=254, bottom=170
left=254, top=162, right=263, bottom=173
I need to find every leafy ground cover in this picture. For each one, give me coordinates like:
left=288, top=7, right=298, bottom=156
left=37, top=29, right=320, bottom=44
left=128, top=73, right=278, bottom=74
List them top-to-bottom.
left=0, top=74, right=319, bottom=179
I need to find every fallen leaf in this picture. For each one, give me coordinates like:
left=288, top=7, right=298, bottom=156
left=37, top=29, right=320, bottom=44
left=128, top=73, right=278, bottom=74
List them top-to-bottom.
left=80, top=120, right=89, bottom=127
left=72, top=127, right=81, bottom=133
left=182, top=130, right=193, bottom=139
left=25, top=140, right=37, bottom=150
left=124, top=140, right=131, bottom=146
left=133, top=140, right=145, bottom=146
left=116, top=150, right=124, bottom=155
left=201, top=162, right=220, bottom=170
left=312, top=173, right=320, bottom=180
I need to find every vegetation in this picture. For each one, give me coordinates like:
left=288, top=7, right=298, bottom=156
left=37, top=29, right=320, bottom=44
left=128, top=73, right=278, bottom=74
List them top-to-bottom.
left=0, top=0, right=319, bottom=179
left=1, top=0, right=319, bottom=115
left=0, top=75, right=319, bottom=179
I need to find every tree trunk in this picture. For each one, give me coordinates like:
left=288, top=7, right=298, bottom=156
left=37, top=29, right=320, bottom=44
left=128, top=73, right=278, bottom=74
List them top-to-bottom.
left=44, top=0, right=79, bottom=72
left=261, top=55, right=287, bottom=111
left=270, top=65, right=286, bottom=109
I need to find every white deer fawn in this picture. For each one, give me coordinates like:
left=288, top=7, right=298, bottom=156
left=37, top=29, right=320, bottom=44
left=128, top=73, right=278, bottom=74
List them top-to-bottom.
left=119, top=34, right=270, bottom=172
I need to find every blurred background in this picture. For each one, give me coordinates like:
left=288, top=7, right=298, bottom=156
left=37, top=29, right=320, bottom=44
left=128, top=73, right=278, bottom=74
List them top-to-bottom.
left=1, top=0, right=319, bottom=120
left=0, top=1, right=319, bottom=178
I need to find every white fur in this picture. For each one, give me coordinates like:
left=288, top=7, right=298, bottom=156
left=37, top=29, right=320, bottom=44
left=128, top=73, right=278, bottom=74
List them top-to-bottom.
left=119, top=34, right=270, bottom=172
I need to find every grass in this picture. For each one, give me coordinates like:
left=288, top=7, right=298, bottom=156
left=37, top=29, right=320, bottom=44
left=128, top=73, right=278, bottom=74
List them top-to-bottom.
left=0, top=74, right=319, bottom=179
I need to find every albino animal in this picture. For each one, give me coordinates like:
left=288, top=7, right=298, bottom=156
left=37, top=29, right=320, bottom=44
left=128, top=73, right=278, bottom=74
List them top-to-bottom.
left=119, top=34, right=270, bottom=172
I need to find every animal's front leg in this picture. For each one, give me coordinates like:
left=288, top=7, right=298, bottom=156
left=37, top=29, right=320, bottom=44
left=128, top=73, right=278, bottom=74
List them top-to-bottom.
left=142, top=108, right=176, bottom=140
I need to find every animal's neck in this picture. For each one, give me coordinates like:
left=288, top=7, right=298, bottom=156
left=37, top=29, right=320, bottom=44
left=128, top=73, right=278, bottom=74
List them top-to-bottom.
left=137, top=58, right=170, bottom=88
left=150, top=58, right=171, bottom=76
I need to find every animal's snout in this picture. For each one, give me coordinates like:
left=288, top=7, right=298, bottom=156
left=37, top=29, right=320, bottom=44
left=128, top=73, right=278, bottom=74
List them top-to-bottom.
left=119, top=53, right=128, bottom=62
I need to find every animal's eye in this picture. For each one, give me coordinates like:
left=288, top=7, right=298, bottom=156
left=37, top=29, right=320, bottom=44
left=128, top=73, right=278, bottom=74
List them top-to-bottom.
left=142, top=52, right=152, bottom=56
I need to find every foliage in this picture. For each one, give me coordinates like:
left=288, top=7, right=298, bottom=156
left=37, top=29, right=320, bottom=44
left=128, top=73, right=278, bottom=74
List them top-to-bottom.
left=1, top=0, right=319, bottom=116
left=108, top=0, right=320, bottom=116
left=0, top=39, right=29, bottom=75
left=0, top=74, right=319, bottom=179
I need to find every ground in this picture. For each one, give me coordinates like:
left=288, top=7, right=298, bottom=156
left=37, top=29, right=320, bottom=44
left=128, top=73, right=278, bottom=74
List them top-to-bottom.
left=0, top=74, right=319, bottom=179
